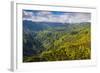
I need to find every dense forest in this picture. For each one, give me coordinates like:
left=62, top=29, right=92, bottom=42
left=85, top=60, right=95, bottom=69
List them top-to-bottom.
left=23, top=20, right=91, bottom=62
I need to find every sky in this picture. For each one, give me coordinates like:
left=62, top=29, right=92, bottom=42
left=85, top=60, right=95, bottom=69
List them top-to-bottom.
left=23, top=10, right=91, bottom=23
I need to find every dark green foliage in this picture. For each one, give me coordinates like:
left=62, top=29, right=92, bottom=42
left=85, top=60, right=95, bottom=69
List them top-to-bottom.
left=23, top=21, right=91, bottom=62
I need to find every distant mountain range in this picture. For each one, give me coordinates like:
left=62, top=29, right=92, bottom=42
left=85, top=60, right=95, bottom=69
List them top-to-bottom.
left=23, top=20, right=90, bottom=32
left=23, top=20, right=70, bottom=31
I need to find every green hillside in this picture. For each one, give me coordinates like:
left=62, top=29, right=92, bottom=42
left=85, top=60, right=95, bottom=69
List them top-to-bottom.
left=23, top=21, right=91, bottom=62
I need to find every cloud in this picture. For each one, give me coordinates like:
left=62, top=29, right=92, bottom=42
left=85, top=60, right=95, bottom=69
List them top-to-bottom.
left=23, top=10, right=91, bottom=23
left=69, top=13, right=91, bottom=23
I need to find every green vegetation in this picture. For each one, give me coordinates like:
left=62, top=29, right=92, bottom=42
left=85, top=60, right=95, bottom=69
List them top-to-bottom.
left=23, top=21, right=91, bottom=62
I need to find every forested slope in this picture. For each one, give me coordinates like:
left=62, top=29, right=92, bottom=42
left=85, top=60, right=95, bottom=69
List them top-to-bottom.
left=23, top=20, right=91, bottom=62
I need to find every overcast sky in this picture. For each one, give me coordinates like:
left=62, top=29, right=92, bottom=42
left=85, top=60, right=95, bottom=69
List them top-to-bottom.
left=23, top=10, right=91, bottom=23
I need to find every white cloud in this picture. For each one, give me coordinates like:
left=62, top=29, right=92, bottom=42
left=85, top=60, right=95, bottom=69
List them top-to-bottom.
left=23, top=10, right=91, bottom=23
left=72, top=13, right=90, bottom=23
